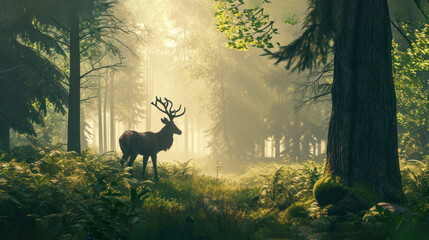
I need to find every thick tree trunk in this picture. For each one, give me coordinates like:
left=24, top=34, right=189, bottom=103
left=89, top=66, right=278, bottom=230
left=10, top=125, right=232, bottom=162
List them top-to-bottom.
left=325, top=0, right=402, bottom=201
left=67, top=8, right=81, bottom=154
left=0, top=117, right=9, bottom=152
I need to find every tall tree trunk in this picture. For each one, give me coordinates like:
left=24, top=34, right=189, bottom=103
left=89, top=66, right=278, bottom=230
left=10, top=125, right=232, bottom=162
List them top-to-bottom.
left=325, top=0, right=402, bottom=200
left=67, top=7, right=81, bottom=154
left=146, top=35, right=151, bottom=131
left=219, top=39, right=232, bottom=162
left=110, top=71, right=115, bottom=151
left=103, top=76, right=108, bottom=152
left=98, top=77, right=103, bottom=154
left=80, top=107, right=88, bottom=150
left=184, top=107, right=189, bottom=156
left=0, top=117, right=9, bottom=152
left=190, top=118, right=194, bottom=155
left=274, top=134, right=280, bottom=159
left=283, top=134, right=290, bottom=159
left=301, top=134, right=310, bottom=161
left=292, top=135, right=300, bottom=162
left=317, top=138, right=322, bottom=156
left=312, top=140, right=317, bottom=156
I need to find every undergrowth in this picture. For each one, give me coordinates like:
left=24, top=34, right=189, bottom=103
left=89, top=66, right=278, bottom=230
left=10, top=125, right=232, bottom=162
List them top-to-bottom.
left=1, top=147, right=428, bottom=239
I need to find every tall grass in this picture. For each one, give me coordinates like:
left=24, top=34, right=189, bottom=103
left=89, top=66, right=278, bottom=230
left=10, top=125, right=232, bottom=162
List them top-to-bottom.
left=1, top=147, right=429, bottom=239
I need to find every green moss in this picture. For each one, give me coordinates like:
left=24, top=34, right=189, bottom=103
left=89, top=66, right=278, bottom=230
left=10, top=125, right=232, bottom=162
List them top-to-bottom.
left=313, top=174, right=347, bottom=207
left=313, top=174, right=388, bottom=208
left=348, top=183, right=380, bottom=208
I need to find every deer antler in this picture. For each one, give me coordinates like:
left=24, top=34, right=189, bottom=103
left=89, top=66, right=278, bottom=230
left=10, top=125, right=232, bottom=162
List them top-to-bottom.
left=151, top=97, right=186, bottom=121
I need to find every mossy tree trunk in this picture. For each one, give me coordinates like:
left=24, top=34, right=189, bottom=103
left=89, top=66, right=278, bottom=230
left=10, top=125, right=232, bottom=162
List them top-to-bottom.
left=325, top=0, right=402, bottom=201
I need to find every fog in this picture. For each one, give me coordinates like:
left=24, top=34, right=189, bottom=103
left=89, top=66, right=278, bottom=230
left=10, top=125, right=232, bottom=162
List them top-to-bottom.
left=9, top=0, right=334, bottom=174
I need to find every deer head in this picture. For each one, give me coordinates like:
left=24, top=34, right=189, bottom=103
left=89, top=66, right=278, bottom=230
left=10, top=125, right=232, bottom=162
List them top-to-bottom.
left=151, top=97, right=186, bottom=135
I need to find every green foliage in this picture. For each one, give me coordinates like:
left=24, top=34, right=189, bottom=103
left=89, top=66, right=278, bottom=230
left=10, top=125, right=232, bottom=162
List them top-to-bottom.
left=215, top=0, right=278, bottom=50
left=0, top=12, right=68, bottom=137
left=393, top=23, right=429, bottom=159
left=0, top=149, right=149, bottom=239
left=3, top=150, right=429, bottom=239
left=401, top=159, right=429, bottom=212
left=284, top=203, right=309, bottom=222
left=362, top=205, right=412, bottom=240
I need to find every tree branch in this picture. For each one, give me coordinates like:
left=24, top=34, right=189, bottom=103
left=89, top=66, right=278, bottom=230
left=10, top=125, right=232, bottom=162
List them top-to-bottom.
left=80, top=62, right=125, bottom=79
left=0, top=64, right=25, bottom=74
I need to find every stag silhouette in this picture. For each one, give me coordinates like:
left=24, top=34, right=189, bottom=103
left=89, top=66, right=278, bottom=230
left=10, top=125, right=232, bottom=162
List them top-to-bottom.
left=119, top=97, right=186, bottom=180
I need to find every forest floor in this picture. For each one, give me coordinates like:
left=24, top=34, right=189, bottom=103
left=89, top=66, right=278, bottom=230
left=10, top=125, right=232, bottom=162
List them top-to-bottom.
left=0, top=147, right=428, bottom=240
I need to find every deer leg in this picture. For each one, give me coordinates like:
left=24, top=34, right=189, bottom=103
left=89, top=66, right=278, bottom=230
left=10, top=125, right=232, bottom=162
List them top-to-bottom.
left=128, top=153, right=138, bottom=167
left=120, top=154, right=129, bottom=167
left=151, top=154, right=158, bottom=182
left=142, top=155, right=149, bottom=180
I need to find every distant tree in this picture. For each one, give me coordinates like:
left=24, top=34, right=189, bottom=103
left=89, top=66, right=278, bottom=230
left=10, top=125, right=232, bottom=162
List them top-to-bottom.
left=40, top=0, right=130, bottom=154
left=265, top=70, right=329, bottom=162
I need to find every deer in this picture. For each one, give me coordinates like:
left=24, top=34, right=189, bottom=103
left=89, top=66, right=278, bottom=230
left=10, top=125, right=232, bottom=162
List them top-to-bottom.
left=119, top=97, right=186, bottom=181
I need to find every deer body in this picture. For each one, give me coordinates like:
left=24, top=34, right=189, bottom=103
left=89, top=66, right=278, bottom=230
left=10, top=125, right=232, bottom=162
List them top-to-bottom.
left=119, top=97, right=185, bottom=181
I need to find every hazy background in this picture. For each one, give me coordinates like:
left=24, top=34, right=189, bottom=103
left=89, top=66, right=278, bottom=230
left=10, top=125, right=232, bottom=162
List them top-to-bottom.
left=10, top=0, right=422, bottom=175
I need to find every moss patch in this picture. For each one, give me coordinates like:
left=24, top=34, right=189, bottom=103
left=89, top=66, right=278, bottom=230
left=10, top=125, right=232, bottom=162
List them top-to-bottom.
left=313, top=174, right=347, bottom=207
left=314, top=175, right=384, bottom=209
left=348, top=183, right=380, bottom=208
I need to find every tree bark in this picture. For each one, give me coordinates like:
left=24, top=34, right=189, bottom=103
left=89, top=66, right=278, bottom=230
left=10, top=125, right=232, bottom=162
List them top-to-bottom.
left=325, top=0, right=402, bottom=201
left=67, top=7, right=81, bottom=154
left=0, top=117, right=10, bottom=152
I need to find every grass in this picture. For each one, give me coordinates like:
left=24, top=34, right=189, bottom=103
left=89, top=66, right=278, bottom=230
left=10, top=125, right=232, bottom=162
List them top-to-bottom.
left=0, top=147, right=429, bottom=239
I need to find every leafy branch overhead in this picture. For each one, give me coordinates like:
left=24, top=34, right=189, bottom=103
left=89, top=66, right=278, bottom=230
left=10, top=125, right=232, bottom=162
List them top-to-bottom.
left=215, top=0, right=279, bottom=50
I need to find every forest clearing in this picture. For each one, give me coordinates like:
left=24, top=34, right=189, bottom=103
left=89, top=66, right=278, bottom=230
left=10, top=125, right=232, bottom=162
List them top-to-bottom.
left=0, top=0, right=428, bottom=239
